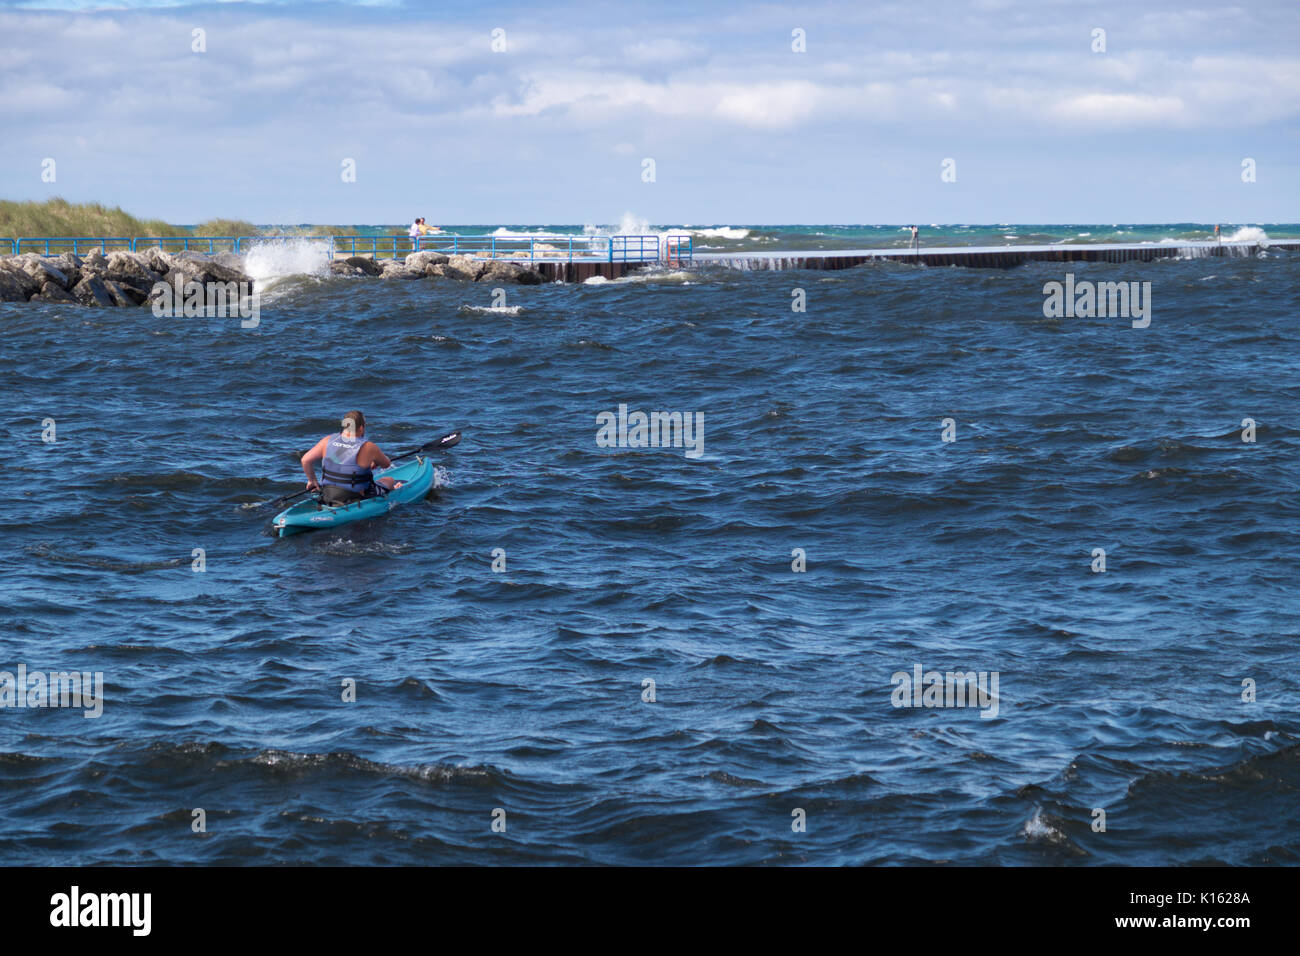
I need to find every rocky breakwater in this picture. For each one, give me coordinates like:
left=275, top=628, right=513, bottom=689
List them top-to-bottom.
left=0, top=248, right=545, bottom=307
left=0, top=248, right=252, bottom=308
left=335, top=250, right=544, bottom=285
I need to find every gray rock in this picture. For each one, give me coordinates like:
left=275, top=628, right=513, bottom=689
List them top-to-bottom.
left=142, top=247, right=173, bottom=275
left=82, top=248, right=109, bottom=271
left=53, top=250, right=83, bottom=272
left=405, top=250, right=450, bottom=272
left=213, top=251, right=246, bottom=272
left=51, top=252, right=82, bottom=287
left=104, top=252, right=162, bottom=287
left=442, top=254, right=484, bottom=281
left=343, top=255, right=384, bottom=276
left=22, top=257, right=68, bottom=289
left=165, top=258, right=250, bottom=288
left=202, top=260, right=251, bottom=285
left=476, top=260, right=545, bottom=284
left=477, top=260, right=525, bottom=283
left=0, top=261, right=41, bottom=298
left=329, top=261, right=365, bottom=277
left=380, top=262, right=423, bottom=280
left=0, top=264, right=39, bottom=301
left=72, top=275, right=115, bottom=307
left=106, top=279, right=149, bottom=307
left=34, top=280, right=79, bottom=304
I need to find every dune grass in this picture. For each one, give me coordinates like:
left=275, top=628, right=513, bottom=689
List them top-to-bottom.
left=0, top=198, right=188, bottom=239
left=0, top=199, right=367, bottom=240
left=192, top=218, right=261, bottom=236
left=271, top=224, right=357, bottom=237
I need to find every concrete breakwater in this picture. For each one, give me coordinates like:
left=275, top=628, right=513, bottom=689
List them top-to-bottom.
left=694, top=238, right=1298, bottom=270
left=5, top=239, right=1295, bottom=308
left=0, top=247, right=548, bottom=307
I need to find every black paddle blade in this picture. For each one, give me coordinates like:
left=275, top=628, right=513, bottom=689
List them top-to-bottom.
left=386, top=429, right=464, bottom=464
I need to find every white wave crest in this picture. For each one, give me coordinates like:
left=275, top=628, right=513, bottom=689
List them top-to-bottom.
left=1223, top=225, right=1270, bottom=243
left=685, top=226, right=750, bottom=240
left=244, top=238, right=331, bottom=292
left=458, top=304, right=523, bottom=315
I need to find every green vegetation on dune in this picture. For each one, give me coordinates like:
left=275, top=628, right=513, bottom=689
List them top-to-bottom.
left=0, top=198, right=188, bottom=239
left=0, top=199, right=369, bottom=240
left=192, top=218, right=261, bottom=236
left=272, top=224, right=357, bottom=237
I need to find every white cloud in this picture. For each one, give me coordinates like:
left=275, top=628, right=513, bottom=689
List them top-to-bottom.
left=0, top=1, right=1296, bottom=221
left=1053, top=92, right=1188, bottom=125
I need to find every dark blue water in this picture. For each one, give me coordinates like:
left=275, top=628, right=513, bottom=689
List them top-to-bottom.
left=3, top=247, right=1298, bottom=864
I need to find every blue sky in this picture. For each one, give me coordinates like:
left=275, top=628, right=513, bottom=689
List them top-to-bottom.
left=1, top=0, right=1296, bottom=225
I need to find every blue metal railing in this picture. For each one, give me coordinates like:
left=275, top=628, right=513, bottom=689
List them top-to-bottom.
left=3, top=233, right=696, bottom=264
left=663, top=234, right=692, bottom=264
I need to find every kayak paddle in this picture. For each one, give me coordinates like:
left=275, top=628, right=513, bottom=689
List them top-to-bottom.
left=387, top=429, right=461, bottom=462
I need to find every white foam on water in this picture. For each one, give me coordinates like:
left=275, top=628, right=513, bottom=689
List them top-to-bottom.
left=582, top=212, right=712, bottom=261
left=582, top=212, right=652, bottom=238
left=1224, top=225, right=1270, bottom=244
left=491, top=226, right=566, bottom=239
left=683, top=226, right=750, bottom=240
left=244, top=238, right=331, bottom=293
left=458, top=304, right=523, bottom=315
left=1021, top=807, right=1067, bottom=844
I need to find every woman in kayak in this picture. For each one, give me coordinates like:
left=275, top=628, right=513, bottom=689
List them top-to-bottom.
left=301, top=411, right=399, bottom=504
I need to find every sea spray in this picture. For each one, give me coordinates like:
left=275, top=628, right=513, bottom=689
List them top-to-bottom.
left=243, top=238, right=331, bottom=293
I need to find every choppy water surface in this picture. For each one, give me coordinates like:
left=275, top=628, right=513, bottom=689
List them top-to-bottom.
left=2, top=247, right=1299, bottom=864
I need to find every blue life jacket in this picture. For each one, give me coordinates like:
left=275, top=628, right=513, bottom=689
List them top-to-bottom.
left=320, top=432, right=373, bottom=491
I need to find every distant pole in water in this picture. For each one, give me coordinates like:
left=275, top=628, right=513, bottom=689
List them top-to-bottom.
left=1215, top=223, right=1221, bottom=254
left=910, top=225, right=919, bottom=260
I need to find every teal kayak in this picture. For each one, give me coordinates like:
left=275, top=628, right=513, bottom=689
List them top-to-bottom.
left=272, top=457, right=436, bottom=537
